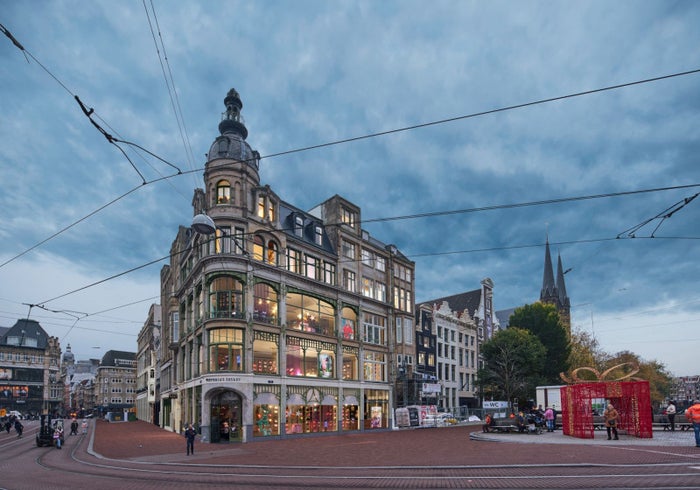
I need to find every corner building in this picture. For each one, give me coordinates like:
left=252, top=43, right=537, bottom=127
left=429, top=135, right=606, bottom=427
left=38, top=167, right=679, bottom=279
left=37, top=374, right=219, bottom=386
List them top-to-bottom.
left=159, top=89, right=415, bottom=442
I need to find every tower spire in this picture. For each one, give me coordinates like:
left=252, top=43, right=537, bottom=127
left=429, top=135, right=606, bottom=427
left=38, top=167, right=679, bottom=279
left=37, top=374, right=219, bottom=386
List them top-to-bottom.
left=541, top=237, right=556, bottom=300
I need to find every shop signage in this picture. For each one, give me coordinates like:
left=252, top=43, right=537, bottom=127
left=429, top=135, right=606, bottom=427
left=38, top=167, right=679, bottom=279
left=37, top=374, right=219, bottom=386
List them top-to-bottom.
left=204, top=376, right=242, bottom=383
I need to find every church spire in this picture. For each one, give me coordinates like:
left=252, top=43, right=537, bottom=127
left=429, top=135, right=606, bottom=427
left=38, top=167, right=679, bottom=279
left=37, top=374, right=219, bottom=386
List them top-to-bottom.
left=540, top=237, right=557, bottom=301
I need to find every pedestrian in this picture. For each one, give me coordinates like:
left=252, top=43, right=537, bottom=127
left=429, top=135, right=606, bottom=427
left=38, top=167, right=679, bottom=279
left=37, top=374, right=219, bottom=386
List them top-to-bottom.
left=684, top=399, right=700, bottom=448
left=666, top=400, right=677, bottom=431
left=603, top=403, right=619, bottom=440
left=544, top=406, right=555, bottom=432
left=70, top=418, right=79, bottom=436
left=14, top=419, right=23, bottom=439
left=81, top=419, right=88, bottom=434
left=185, top=423, right=196, bottom=455
left=53, top=427, right=62, bottom=448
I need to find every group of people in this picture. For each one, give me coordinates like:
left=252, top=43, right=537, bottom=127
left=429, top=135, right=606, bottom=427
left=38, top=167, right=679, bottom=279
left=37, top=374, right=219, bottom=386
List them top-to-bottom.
left=2, top=415, right=23, bottom=438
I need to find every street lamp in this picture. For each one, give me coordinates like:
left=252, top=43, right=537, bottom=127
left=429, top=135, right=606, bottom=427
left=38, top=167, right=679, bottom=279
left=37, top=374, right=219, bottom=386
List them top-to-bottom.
left=192, top=214, right=217, bottom=235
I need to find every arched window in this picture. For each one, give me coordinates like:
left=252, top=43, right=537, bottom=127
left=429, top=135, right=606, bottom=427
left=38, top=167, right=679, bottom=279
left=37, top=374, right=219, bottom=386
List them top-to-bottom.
left=217, top=180, right=231, bottom=204
left=253, top=236, right=278, bottom=265
left=266, top=240, right=278, bottom=265
left=209, top=276, right=244, bottom=319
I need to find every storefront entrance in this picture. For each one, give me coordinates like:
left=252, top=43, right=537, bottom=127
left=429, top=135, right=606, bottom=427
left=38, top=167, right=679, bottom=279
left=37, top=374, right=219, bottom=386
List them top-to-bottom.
left=210, top=391, right=242, bottom=443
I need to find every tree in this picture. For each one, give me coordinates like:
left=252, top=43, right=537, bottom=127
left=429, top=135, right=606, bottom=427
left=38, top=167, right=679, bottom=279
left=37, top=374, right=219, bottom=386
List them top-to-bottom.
left=509, top=303, right=571, bottom=384
left=479, top=327, right=547, bottom=411
left=568, top=329, right=610, bottom=378
left=604, top=350, right=673, bottom=405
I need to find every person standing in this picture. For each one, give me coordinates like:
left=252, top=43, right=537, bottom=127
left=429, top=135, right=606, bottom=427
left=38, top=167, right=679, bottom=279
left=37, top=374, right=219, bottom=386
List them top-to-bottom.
left=685, top=399, right=700, bottom=448
left=666, top=400, right=677, bottom=431
left=604, top=403, right=619, bottom=440
left=544, top=406, right=555, bottom=432
left=185, top=424, right=196, bottom=455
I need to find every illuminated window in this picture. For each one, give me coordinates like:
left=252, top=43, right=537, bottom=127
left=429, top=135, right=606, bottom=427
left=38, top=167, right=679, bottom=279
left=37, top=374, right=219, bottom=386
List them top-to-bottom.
left=216, top=180, right=231, bottom=204
left=209, top=328, right=244, bottom=372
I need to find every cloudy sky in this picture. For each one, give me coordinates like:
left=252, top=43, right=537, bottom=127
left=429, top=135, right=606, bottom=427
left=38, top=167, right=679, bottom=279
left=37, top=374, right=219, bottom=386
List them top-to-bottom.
left=1, top=1, right=698, bottom=378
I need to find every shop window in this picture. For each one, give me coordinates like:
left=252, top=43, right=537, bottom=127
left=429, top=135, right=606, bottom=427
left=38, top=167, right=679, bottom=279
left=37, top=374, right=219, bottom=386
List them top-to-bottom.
left=208, top=276, right=244, bottom=319
left=253, top=283, right=278, bottom=325
left=286, top=293, right=336, bottom=336
left=341, top=307, right=357, bottom=340
left=208, top=328, right=244, bottom=372
left=253, top=331, right=279, bottom=375
left=285, top=337, right=336, bottom=378
left=342, top=347, right=359, bottom=380
left=364, top=389, right=389, bottom=430
left=253, top=404, right=279, bottom=437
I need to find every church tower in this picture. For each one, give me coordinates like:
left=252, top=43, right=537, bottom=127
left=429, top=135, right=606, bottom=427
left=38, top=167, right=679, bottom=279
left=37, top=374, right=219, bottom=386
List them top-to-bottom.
left=540, top=238, right=571, bottom=333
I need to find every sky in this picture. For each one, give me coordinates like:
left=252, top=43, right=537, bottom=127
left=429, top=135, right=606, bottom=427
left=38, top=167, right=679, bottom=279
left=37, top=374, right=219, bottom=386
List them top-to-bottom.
left=1, top=1, right=699, bottom=378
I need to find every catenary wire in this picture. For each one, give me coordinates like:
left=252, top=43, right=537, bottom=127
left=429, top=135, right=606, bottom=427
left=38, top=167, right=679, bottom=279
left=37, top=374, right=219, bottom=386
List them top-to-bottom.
left=4, top=22, right=700, bottom=266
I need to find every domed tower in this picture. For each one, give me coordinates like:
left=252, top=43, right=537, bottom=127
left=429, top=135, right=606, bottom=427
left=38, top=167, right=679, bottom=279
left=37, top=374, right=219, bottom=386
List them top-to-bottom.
left=200, top=88, right=261, bottom=221
left=62, top=343, right=75, bottom=378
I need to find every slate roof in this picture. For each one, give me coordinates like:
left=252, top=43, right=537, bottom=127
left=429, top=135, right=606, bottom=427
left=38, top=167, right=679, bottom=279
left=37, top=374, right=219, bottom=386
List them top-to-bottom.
left=419, top=288, right=482, bottom=319
left=0, top=319, right=51, bottom=349
left=100, top=350, right=136, bottom=367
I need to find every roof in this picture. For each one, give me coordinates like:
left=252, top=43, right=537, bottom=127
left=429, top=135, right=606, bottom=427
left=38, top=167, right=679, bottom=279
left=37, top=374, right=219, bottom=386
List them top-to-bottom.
left=419, top=289, right=482, bottom=319
left=495, top=307, right=518, bottom=328
left=0, top=318, right=51, bottom=349
left=100, top=350, right=136, bottom=367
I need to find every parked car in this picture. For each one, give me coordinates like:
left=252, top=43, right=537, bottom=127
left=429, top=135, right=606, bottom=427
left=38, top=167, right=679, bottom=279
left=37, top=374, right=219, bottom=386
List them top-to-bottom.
left=8, top=410, right=23, bottom=419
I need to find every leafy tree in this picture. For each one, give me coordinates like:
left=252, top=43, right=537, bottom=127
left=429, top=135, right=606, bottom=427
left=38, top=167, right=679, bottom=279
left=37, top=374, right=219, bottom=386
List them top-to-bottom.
left=509, top=303, right=571, bottom=384
left=479, top=327, right=547, bottom=411
left=568, top=329, right=610, bottom=378
left=604, top=350, right=673, bottom=405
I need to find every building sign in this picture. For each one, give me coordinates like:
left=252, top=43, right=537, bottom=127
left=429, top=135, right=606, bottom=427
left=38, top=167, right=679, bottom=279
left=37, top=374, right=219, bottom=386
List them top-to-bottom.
left=0, top=368, right=11, bottom=380
left=203, top=376, right=242, bottom=383
left=421, top=383, right=441, bottom=394
left=483, top=401, right=508, bottom=409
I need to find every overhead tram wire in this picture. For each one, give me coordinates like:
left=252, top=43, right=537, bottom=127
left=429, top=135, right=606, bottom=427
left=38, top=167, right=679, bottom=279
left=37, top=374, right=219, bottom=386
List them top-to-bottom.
left=143, top=0, right=199, bottom=188
left=4, top=23, right=700, bottom=266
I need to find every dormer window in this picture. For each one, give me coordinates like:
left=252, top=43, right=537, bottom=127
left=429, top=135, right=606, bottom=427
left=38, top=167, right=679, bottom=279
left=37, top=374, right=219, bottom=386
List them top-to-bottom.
left=216, top=180, right=231, bottom=204
left=294, top=216, right=304, bottom=237
left=314, top=226, right=323, bottom=245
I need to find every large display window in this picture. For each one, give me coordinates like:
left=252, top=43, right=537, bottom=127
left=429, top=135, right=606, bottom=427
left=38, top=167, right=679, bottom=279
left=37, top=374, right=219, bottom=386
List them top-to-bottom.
left=209, top=276, right=244, bottom=319
left=253, top=283, right=278, bottom=325
left=286, top=293, right=336, bottom=336
left=209, top=328, right=244, bottom=372
left=253, top=331, right=279, bottom=375
left=286, top=337, right=336, bottom=378
left=342, top=346, right=359, bottom=380
left=364, top=389, right=389, bottom=429
left=253, top=404, right=279, bottom=437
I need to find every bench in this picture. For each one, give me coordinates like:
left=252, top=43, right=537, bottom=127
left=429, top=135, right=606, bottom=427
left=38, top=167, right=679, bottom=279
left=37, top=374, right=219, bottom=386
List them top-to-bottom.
left=652, top=414, right=692, bottom=431
left=483, top=417, right=542, bottom=434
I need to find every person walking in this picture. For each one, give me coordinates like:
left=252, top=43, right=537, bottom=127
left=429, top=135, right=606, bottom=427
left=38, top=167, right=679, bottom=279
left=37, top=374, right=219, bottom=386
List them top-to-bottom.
left=684, top=399, right=700, bottom=448
left=666, top=400, right=677, bottom=431
left=604, top=403, right=619, bottom=440
left=14, top=419, right=23, bottom=439
left=81, top=419, right=88, bottom=435
left=185, top=424, right=196, bottom=455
